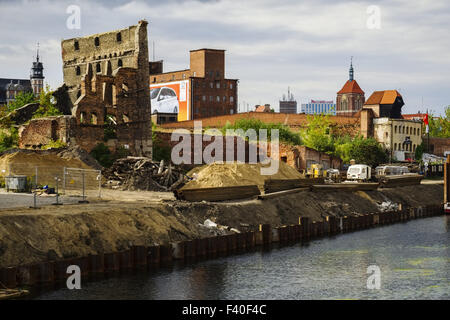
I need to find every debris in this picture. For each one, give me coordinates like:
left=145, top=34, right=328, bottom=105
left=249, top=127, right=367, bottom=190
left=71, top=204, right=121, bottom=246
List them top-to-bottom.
left=102, top=157, right=189, bottom=191
left=377, top=201, right=399, bottom=212
left=203, top=219, right=218, bottom=228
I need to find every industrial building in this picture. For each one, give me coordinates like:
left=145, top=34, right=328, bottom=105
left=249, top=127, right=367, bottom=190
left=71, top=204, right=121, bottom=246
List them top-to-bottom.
left=149, top=49, right=238, bottom=121
left=279, top=88, right=297, bottom=114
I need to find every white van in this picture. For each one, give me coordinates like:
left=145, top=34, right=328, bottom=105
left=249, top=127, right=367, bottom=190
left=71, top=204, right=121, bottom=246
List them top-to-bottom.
left=347, top=164, right=372, bottom=181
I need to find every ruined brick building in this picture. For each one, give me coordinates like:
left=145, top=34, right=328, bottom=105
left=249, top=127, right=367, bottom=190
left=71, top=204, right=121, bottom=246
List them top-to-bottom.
left=19, top=21, right=152, bottom=157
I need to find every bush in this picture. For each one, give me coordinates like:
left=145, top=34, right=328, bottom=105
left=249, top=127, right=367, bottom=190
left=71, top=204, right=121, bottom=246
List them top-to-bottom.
left=222, top=118, right=302, bottom=145
left=0, top=128, right=18, bottom=153
left=41, top=139, right=67, bottom=150
left=90, top=143, right=114, bottom=168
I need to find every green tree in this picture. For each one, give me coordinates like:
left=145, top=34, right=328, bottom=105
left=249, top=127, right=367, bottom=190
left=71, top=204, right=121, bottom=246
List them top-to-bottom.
left=32, top=85, right=62, bottom=118
left=7, top=91, right=37, bottom=112
left=427, top=106, right=450, bottom=138
left=300, top=114, right=334, bottom=153
left=222, top=118, right=302, bottom=145
left=342, top=135, right=388, bottom=167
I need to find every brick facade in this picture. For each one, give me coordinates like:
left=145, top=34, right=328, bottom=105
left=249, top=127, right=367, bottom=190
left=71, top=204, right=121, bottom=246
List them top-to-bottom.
left=150, top=49, right=238, bottom=120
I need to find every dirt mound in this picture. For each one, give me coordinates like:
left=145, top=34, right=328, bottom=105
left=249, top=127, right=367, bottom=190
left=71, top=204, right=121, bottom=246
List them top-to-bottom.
left=0, top=149, right=96, bottom=177
left=182, top=161, right=303, bottom=190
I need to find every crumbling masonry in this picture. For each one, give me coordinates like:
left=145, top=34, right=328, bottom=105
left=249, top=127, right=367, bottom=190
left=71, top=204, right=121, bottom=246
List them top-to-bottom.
left=19, top=21, right=152, bottom=157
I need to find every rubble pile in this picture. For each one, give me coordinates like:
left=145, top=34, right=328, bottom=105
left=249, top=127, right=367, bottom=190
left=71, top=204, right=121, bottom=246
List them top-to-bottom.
left=103, top=157, right=189, bottom=191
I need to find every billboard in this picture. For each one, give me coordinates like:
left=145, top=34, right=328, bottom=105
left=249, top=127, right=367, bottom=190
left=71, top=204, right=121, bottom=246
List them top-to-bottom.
left=150, top=80, right=190, bottom=121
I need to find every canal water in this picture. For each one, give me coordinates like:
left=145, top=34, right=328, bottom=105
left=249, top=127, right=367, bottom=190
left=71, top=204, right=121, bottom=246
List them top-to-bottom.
left=30, top=216, right=450, bottom=300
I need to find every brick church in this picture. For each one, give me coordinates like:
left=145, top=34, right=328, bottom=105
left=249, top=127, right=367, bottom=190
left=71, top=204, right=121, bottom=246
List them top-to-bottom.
left=336, top=59, right=365, bottom=117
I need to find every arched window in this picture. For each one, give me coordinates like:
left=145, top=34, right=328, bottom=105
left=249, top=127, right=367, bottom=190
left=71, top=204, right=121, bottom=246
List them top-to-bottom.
left=116, top=32, right=122, bottom=42
left=94, top=37, right=100, bottom=47
left=118, top=59, right=123, bottom=67
left=96, top=63, right=101, bottom=73
left=76, top=66, right=81, bottom=75
left=80, top=112, right=86, bottom=124
left=91, top=113, right=98, bottom=125
left=394, top=125, right=397, bottom=133
left=394, top=143, right=397, bottom=151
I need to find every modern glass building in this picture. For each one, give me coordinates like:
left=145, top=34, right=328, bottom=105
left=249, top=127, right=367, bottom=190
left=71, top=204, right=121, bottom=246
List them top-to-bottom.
left=300, top=100, right=336, bottom=115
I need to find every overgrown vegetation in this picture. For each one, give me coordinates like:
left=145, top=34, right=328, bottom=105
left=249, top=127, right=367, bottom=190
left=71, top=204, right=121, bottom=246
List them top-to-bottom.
left=32, top=85, right=62, bottom=118
left=6, top=91, right=37, bottom=112
left=427, top=106, right=450, bottom=138
left=301, top=113, right=388, bottom=167
left=221, top=118, right=302, bottom=145
left=152, top=123, right=171, bottom=162
left=0, top=128, right=18, bottom=153
left=41, top=139, right=67, bottom=150
left=90, top=143, right=131, bottom=168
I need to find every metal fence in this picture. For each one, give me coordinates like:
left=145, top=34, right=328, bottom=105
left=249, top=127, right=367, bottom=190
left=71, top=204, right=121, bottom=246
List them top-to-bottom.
left=2, top=163, right=101, bottom=198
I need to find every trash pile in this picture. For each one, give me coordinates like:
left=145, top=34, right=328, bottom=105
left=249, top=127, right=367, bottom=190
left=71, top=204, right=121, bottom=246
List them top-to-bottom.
left=103, top=157, right=189, bottom=191
left=377, top=201, right=399, bottom=212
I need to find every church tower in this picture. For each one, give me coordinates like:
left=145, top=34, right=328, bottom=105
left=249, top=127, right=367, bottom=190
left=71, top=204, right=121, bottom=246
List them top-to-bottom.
left=30, top=43, right=44, bottom=96
left=336, top=58, right=364, bottom=117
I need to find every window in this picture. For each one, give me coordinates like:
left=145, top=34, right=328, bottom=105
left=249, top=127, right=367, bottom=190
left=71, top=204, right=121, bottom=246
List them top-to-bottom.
left=116, top=32, right=122, bottom=42
left=94, top=37, right=100, bottom=47
left=74, top=41, right=79, bottom=51
left=118, top=59, right=123, bottom=67
left=96, top=63, right=101, bottom=73
left=76, top=66, right=81, bottom=75
left=216, top=71, right=220, bottom=77
left=210, top=82, right=213, bottom=89
left=216, top=82, right=220, bottom=89
left=230, top=83, right=233, bottom=89
left=202, top=95, right=206, bottom=101
left=210, top=96, right=213, bottom=102
left=216, top=96, right=220, bottom=102
left=223, top=96, right=226, bottom=102
left=230, top=96, right=234, bottom=103
left=80, top=112, right=86, bottom=124
left=91, top=113, right=98, bottom=125
left=394, top=126, right=397, bottom=133
left=402, top=126, right=405, bottom=134
left=414, top=128, right=416, bottom=135
left=394, top=143, right=397, bottom=150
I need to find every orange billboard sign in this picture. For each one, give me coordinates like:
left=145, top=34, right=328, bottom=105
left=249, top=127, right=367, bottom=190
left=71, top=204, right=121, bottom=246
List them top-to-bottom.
left=150, top=80, right=190, bottom=121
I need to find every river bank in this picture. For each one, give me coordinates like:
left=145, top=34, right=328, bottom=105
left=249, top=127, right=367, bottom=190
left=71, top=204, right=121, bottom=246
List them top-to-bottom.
left=0, top=184, right=443, bottom=270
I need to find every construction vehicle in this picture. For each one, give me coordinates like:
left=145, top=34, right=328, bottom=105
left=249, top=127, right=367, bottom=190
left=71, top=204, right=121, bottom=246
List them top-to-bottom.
left=306, top=163, right=325, bottom=178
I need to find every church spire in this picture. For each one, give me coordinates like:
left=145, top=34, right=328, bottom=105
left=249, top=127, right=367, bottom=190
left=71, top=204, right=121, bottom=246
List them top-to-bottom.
left=36, top=42, right=40, bottom=62
left=349, top=56, right=354, bottom=81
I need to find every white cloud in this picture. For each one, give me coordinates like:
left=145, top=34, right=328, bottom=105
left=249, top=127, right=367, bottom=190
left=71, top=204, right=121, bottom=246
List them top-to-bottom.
left=0, top=0, right=448, bottom=114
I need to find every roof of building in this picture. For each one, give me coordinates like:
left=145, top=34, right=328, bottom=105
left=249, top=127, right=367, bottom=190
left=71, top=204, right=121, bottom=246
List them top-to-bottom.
left=190, top=48, right=225, bottom=53
left=0, top=78, right=32, bottom=104
left=337, top=80, right=364, bottom=94
left=365, top=90, right=402, bottom=105
left=255, top=105, right=271, bottom=112
left=402, top=113, right=426, bottom=120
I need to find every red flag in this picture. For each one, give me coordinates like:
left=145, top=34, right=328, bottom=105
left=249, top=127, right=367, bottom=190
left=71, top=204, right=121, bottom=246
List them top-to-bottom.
left=424, top=114, right=429, bottom=126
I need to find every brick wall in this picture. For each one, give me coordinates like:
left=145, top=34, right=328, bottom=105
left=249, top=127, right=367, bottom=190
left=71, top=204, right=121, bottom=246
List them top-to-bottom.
left=427, top=137, right=450, bottom=157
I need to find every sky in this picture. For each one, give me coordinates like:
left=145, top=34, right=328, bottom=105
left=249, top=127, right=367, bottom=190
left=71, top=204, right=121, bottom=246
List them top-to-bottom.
left=0, top=0, right=449, bottom=115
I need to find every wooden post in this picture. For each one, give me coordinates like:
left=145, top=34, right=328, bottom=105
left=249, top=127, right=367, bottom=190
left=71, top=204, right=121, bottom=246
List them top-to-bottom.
left=445, top=155, right=450, bottom=204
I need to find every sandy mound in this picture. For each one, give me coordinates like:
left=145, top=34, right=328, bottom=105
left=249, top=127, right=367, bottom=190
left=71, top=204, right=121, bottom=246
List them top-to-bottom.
left=0, top=150, right=95, bottom=178
left=182, top=161, right=303, bottom=190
